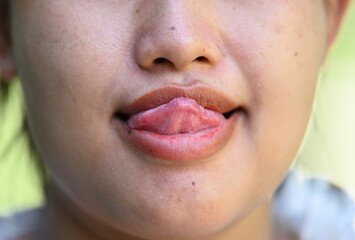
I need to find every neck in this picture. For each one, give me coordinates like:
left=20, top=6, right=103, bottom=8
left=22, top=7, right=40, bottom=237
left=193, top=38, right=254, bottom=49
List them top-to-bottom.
left=43, top=183, right=274, bottom=240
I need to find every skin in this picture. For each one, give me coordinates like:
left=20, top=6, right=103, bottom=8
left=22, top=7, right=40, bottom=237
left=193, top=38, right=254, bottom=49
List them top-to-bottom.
left=0, top=0, right=350, bottom=239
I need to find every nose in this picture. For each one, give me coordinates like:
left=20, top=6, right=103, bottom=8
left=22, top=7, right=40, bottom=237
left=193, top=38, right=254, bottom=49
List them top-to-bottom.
left=134, top=1, right=222, bottom=72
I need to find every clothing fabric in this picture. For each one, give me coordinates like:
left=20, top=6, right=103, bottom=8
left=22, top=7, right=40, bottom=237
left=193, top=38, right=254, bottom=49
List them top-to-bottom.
left=1, top=172, right=355, bottom=240
left=273, top=172, right=355, bottom=240
left=0, top=207, right=45, bottom=240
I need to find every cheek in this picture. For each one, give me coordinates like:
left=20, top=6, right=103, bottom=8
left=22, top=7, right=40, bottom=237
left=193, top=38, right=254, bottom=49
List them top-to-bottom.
left=13, top=0, right=132, bottom=104
left=11, top=1, right=138, bottom=196
left=12, top=1, right=132, bottom=147
left=217, top=1, right=328, bottom=190
left=223, top=1, right=327, bottom=149
left=253, top=2, right=326, bottom=155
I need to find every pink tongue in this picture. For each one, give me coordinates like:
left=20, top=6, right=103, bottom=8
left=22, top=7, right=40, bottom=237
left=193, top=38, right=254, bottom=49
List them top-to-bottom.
left=127, top=97, right=226, bottom=135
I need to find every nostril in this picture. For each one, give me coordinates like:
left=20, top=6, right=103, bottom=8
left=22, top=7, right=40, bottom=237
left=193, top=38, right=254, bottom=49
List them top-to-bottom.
left=195, top=56, right=208, bottom=62
left=152, top=57, right=176, bottom=69
left=154, top=57, right=169, bottom=64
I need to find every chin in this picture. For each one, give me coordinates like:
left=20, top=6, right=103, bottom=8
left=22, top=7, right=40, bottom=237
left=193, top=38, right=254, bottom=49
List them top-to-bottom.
left=100, top=187, right=256, bottom=240
left=117, top=210, right=235, bottom=240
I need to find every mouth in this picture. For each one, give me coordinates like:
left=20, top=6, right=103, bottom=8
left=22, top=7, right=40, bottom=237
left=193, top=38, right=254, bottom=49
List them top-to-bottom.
left=113, top=86, right=243, bottom=162
left=115, top=106, right=239, bottom=125
left=116, top=106, right=239, bottom=122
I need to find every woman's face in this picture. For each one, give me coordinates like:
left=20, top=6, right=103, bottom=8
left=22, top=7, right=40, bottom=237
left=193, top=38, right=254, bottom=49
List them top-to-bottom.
left=10, top=0, right=330, bottom=239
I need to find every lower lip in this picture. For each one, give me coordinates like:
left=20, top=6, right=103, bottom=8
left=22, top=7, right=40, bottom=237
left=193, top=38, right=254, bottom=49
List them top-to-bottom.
left=115, top=112, right=241, bottom=162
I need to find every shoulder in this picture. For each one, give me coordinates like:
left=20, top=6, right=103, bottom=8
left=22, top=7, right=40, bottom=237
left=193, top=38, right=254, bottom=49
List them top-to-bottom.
left=273, top=172, right=355, bottom=240
left=0, top=207, right=46, bottom=240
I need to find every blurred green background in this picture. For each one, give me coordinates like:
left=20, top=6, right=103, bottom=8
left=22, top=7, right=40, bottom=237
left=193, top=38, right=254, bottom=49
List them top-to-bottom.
left=0, top=4, right=355, bottom=215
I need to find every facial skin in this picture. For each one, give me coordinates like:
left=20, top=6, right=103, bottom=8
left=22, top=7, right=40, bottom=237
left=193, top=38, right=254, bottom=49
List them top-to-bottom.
left=0, top=0, right=349, bottom=239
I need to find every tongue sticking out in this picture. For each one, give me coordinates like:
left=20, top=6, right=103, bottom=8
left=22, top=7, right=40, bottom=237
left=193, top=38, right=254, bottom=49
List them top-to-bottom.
left=127, top=97, right=227, bottom=135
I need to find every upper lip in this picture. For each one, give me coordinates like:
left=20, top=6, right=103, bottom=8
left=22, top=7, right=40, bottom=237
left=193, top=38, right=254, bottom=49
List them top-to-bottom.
left=117, top=85, right=239, bottom=116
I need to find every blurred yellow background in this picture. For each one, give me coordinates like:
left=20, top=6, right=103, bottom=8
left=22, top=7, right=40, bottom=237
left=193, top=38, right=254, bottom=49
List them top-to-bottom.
left=1, top=3, right=355, bottom=215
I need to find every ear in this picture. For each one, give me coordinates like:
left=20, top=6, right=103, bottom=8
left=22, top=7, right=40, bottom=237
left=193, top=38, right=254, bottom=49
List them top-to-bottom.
left=325, top=0, right=351, bottom=49
left=0, top=3, right=16, bottom=83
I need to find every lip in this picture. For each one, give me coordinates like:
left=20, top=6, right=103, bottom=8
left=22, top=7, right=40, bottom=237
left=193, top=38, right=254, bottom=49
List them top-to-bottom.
left=114, top=85, right=242, bottom=162
left=117, top=85, right=239, bottom=115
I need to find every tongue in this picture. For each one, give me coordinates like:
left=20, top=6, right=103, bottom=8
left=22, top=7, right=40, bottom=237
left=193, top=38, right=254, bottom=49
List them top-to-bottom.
left=127, top=97, right=226, bottom=135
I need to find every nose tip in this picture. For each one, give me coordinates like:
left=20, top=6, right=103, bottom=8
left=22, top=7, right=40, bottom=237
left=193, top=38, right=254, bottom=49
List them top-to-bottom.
left=135, top=26, right=222, bottom=72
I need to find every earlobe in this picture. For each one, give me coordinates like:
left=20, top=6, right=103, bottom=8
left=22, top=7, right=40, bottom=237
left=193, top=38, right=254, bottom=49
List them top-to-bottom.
left=325, top=0, right=351, bottom=49
left=0, top=3, right=16, bottom=83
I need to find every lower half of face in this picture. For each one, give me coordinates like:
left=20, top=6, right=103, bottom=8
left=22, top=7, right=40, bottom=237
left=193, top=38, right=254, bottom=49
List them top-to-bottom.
left=12, top=0, right=328, bottom=239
